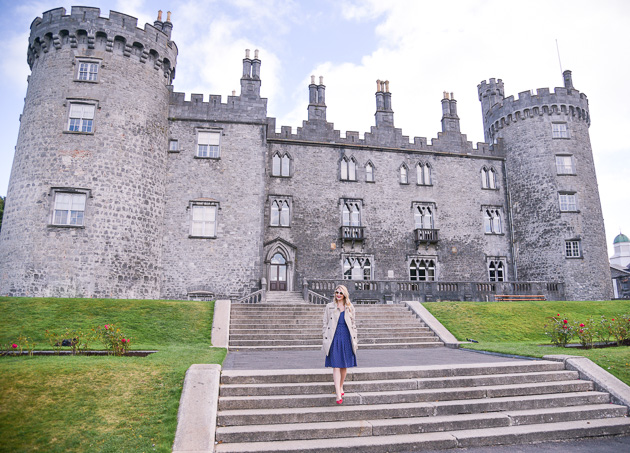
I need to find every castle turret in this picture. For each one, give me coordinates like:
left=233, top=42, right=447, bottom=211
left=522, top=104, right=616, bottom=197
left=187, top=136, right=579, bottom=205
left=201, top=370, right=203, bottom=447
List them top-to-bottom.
left=0, top=7, right=178, bottom=298
left=478, top=72, right=612, bottom=300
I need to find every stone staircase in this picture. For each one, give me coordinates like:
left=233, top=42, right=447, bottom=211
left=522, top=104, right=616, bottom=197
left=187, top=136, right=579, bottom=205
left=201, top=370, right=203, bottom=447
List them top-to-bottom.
left=229, top=298, right=443, bottom=350
left=214, top=361, right=630, bottom=452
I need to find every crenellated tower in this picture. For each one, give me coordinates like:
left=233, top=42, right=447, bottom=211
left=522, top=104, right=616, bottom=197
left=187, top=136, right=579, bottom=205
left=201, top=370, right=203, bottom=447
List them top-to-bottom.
left=0, top=6, right=178, bottom=298
left=478, top=71, right=612, bottom=300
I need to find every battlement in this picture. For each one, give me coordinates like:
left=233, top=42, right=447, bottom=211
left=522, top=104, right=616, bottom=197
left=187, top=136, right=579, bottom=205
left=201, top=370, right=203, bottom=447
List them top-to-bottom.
left=28, top=6, right=177, bottom=79
left=478, top=73, right=590, bottom=142
left=168, top=91, right=268, bottom=123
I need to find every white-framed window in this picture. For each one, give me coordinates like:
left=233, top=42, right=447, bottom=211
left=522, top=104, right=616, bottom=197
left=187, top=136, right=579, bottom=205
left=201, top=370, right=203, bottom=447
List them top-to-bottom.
left=77, top=60, right=99, bottom=81
left=67, top=103, right=95, bottom=133
left=552, top=122, right=569, bottom=138
left=197, top=130, right=221, bottom=158
left=169, top=139, right=179, bottom=152
left=272, top=152, right=291, bottom=177
left=555, top=155, right=575, bottom=174
left=340, top=156, right=357, bottom=181
left=365, top=162, right=375, bottom=182
left=417, top=162, right=432, bottom=185
left=400, top=164, right=409, bottom=184
left=481, top=167, right=497, bottom=189
left=51, top=189, right=88, bottom=227
left=559, top=193, right=578, bottom=212
left=270, top=197, right=291, bottom=226
left=342, top=200, right=361, bottom=226
left=190, top=202, right=218, bottom=237
left=413, top=203, right=434, bottom=229
left=483, top=207, right=502, bottom=234
left=565, top=240, right=581, bottom=258
left=343, top=255, right=372, bottom=280
left=409, top=257, right=436, bottom=281
left=488, top=259, right=506, bottom=282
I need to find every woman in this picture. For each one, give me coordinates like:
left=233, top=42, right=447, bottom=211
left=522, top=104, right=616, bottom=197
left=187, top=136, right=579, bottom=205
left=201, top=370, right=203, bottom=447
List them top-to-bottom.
left=322, top=284, right=358, bottom=404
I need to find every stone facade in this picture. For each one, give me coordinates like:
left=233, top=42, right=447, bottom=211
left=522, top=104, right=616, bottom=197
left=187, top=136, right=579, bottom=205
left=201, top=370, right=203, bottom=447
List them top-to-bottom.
left=0, top=7, right=613, bottom=301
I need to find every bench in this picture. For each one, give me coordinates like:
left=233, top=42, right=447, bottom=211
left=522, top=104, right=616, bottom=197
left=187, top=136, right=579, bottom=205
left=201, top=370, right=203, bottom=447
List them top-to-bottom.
left=494, top=294, right=546, bottom=302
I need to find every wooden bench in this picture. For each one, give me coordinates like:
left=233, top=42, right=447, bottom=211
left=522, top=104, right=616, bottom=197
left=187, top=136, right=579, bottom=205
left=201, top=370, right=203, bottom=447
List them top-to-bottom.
left=494, top=294, right=546, bottom=302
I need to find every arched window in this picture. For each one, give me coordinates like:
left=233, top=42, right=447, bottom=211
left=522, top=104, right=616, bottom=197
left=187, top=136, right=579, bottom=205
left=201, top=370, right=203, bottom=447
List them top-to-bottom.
left=272, top=153, right=281, bottom=176
left=281, top=154, right=291, bottom=176
left=341, top=156, right=357, bottom=181
left=365, top=162, right=374, bottom=182
left=417, top=163, right=432, bottom=185
left=400, top=164, right=408, bottom=184
left=481, top=167, right=497, bottom=189
left=270, top=199, right=290, bottom=226
left=342, top=201, right=361, bottom=226
left=414, top=205, right=433, bottom=229
left=483, top=208, right=502, bottom=234
left=343, top=256, right=372, bottom=280
left=409, top=258, right=436, bottom=281
left=488, top=260, right=505, bottom=282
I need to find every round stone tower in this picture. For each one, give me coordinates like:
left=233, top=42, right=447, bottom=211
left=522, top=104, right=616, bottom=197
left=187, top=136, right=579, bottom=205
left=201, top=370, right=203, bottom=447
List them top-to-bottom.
left=0, top=7, right=177, bottom=298
left=478, top=71, right=612, bottom=301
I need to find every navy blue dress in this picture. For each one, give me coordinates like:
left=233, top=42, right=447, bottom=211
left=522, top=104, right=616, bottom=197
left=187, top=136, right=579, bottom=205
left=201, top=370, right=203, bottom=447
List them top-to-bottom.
left=325, top=311, right=357, bottom=368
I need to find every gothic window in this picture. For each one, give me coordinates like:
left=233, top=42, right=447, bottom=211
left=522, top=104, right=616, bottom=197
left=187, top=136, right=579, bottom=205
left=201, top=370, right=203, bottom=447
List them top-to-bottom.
left=76, top=60, right=99, bottom=81
left=67, top=102, right=95, bottom=133
left=552, top=122, right=569, bottom=138
left=197, top=130, right=221, bottom=158
left=272, top=152, right=291, bottom=177
left=556, top=155, right=575, bottom=175
left=340, top=156, right=357, bottom=181
left=365, top=162, right=375, bottom=182
left=417, top=162, right=432, bottom=185
left=400, top=164, right=409, bottom=184
left=481, top=167, right=497, bottom=189
left=51, top=190, right=87, bottom=226
left=559, top=193, right=578, bottom=212
left=270, top=198, right=291, bottom=227
left=342, top=200, right=361, bottom=226
left=190, top=202, right=218, bottom=237
left=414, top=204, right=434, bottom=229
left=483, top=208, right=502, bottom=234
left=565, top=240, right=581, bottom=258
left=343, top=256, right=372, bottom=280
left=409, top=257, right=436, bottom=281
left=488, top=260, right=505, bottom=282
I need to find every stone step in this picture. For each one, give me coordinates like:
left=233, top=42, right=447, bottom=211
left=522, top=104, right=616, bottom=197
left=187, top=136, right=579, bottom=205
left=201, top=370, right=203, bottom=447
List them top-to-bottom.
left=230, top=321, right=426, bottom=328
left=229, top=327, right=431, bottom=335
left=229, top=335, right=439, bottom=344
left=229, top=338, right=441, bottom=347
left=228, top=342, right=444, bottom=351
left=219, top=362, right=567, bottom=385
left=218, top=370, right=580, bottom=397
left=218, top=380, right=594, bottom=410
left=217, top=391, right=612, bottom=426
left=215, top=404, right=628, bottom=443
left=213, top=417, right=630, bottom=452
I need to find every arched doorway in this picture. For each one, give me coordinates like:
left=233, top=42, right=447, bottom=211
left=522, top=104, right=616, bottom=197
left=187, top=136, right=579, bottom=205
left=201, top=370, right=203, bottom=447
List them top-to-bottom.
left=269, top=252, right=287, bottom=291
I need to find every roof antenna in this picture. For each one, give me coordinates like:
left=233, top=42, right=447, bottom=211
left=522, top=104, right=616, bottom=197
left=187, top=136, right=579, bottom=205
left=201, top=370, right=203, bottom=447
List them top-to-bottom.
left=555, top=39, right=563, bottom=75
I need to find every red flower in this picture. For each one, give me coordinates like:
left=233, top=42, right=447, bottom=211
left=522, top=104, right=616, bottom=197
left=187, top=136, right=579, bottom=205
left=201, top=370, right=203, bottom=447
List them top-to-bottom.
left=557, top=313, right=560, bottom=316
left=563, top=319, right=568, bottom=324
left=612, top=319, right=615, bottom=321
left=580, top=323, right=585, bottom=327
left=105, top=324, right=110, bottom=329
left=563, top=325, right=568, bottom=329
left=579, top=329, right=584, bottom=334
left=121, top=339, right=127, bottom=343
left=11, top=344, right=17, bottom=349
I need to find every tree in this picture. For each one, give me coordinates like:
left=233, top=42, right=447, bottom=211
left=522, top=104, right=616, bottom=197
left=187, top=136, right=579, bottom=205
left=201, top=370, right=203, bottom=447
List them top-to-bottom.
left=0, top=196, right=4, bottom=232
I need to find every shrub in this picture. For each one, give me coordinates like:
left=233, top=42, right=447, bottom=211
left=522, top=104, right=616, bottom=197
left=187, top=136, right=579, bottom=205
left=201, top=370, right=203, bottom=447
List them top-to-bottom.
left=544, top=314, right=574, bottom=347
left=610, top=315, right=630, bottom=346
left=574, top=318, right=595, bottom=349
left=93, top=324, right=132, bottom=356
left=45, top=328, right=93, bottom=355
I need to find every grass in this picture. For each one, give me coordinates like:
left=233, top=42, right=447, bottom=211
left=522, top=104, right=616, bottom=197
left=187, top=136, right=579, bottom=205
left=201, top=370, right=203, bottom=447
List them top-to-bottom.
left=0, top=297, right=226, bottom=453
left=424, top=299, right=630, bottom=386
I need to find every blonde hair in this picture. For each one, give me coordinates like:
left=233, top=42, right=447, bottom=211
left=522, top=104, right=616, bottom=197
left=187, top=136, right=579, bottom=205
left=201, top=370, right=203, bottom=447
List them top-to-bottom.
left=334, top=284, right=353, bottom=310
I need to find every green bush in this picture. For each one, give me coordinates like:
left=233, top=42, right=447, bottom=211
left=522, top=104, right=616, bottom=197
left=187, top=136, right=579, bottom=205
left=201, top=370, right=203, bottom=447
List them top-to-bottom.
left=543, top=314, right=574, bottom=347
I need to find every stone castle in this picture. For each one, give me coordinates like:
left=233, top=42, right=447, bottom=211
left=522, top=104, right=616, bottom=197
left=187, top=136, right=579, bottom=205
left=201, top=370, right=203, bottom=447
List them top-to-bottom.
left=0, top=6, right=613, bottom=302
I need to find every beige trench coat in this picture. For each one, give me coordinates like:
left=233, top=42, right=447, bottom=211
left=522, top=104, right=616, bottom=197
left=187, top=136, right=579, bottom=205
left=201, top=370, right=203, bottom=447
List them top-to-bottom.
left=322, top=301, right=358, bottom=356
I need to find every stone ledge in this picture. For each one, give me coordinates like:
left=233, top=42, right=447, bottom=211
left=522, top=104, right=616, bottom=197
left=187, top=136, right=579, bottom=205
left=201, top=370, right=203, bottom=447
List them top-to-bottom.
left=211, top=299, right=231, bottom=349
left=403, top=300, right=462, bottom=348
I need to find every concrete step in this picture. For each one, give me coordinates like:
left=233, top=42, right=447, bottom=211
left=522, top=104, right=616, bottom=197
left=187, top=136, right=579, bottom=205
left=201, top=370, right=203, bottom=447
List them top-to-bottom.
left=230, top=320, right=426, bottom=328
left=229, top=327, right=431, bottom=335
left=229, top=334, right=439, bottom=343
left=229, top=339, right=441, bottom=348
left=228, top=342, right=444, bottom=351
left=215, top=404, right=628, bottom=443
left=213, top=417, right=630, bottom=452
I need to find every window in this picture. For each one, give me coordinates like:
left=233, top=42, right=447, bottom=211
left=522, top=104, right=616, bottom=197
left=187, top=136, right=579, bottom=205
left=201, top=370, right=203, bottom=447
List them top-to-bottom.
left=77, top=61, right=99, bottom=81
left=67, top=103, right=95, bottom=133
left=552, top=123, right=569, bottom=138
left=197, top=131, right=221, bottom=158
left=169, top=139, right=179, bottom=152
left=271, top=152, right=291, bottom=177
left=556, top=155, right=575, bottom=174
left=340, top=156, right=357, bottom=181
left=365, top=162, right=374, bottom=182
left=417, top=163, right=432, bottom=185
left=400, top=164, right=409, bottom=184
left=481, top=167, right=497, bottom=189
left=52, top=191, right=87, bottom=226
left=559, top=193, right=578, bottom=212
left=270, top=198, right=291, bottom=226
left=342, top=200, right=361, bottom=226
left=190, top=203, right=217, bottom=237
left=414, top=204, right=434, bottom=229
left=483, top=208, right=502, bottom=234
left=565, top=240, right=581, bottom=258
left=343, top=256, right=372, bottom=280
left=409, top=257, right=436, bottom=281
left=488, top=260, right=505, bottom=282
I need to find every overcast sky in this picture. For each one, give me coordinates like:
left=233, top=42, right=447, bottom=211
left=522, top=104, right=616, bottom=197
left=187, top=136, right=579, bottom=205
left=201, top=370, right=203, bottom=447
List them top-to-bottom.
left=0, top=0, right=628, bottom=256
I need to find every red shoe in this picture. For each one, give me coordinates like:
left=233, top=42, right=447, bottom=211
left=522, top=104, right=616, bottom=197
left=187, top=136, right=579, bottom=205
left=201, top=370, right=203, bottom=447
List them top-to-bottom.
left=341, top=392, right=345, bottom=396
left=336, top=398, right=343, bottom=404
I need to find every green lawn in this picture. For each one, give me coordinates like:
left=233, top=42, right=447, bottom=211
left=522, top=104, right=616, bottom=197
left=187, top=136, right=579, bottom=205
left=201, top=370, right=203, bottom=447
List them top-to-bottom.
left=0, top=297, right=226, bottom=453
left=424, top=300, right=630, bottom=386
